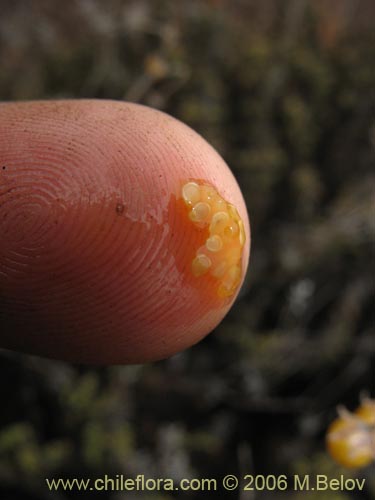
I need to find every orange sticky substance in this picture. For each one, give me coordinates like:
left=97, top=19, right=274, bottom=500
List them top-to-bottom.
left=180, top=180, right=245, bottom=298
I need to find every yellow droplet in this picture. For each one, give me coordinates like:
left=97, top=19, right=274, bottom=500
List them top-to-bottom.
left=182, top=182, right=200, bottom=205
left=201, top=185, right=216, bottom=203
left=212, top=198, right=226, bottom=212
left=189, top=202, right=211, bottom=222
left=228, top=203, right=240, bottom=221
left=210, top=211, right=230, bottom=234
left=238, top=219, right=246, bottom=246
left=224, top=221, right=239, bottom=239
left=206, top=235, right=223, bottom=253
left=192, top=254, right=212, bottom=277
left=211, top=261, right=228, bottom=278
left=217, top=265, right=241, bottom=297
left=217, top=283, right=234, bottom=298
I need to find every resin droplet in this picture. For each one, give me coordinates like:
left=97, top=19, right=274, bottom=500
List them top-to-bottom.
left=181, top=180, right=246, bottom=298
left=182, top=182, right=200, bottom=205
left=190, top=202, right=211, bottom=222
left=227, top=203, right=240, bottom=220
left=210, top=211, right=230, bottom=234
left=238, top=219, right=246, bottom=246
left=224, top=222, right=238, bottom=239
left=206, top=235, right=223, bottom=252
left=192, top=254, right=212, bottom=277
left=212, top=261, right=228, bottom=278
left=218, top=265, right=242, bottom=298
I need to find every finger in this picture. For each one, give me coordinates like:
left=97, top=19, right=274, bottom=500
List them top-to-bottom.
left=0, top=100, right=250, bottom=364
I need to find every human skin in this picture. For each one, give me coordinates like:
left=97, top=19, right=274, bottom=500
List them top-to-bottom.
left=0, top=100, right=250, bottom=364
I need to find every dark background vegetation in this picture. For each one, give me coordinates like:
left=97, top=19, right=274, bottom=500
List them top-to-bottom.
left=0, top=0, right=374, bottom=498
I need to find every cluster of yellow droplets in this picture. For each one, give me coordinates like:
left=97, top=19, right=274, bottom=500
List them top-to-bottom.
left=181, top=181, right=245, bottom=298
left=326, top=397, right=375, bottom=469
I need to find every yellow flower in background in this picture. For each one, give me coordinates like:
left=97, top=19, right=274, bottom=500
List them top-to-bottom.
left=326, top=398, right=375, bottom=469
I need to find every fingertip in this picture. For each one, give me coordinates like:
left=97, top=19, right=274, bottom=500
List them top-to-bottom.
left=0, top=100, right=250, bottom=364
